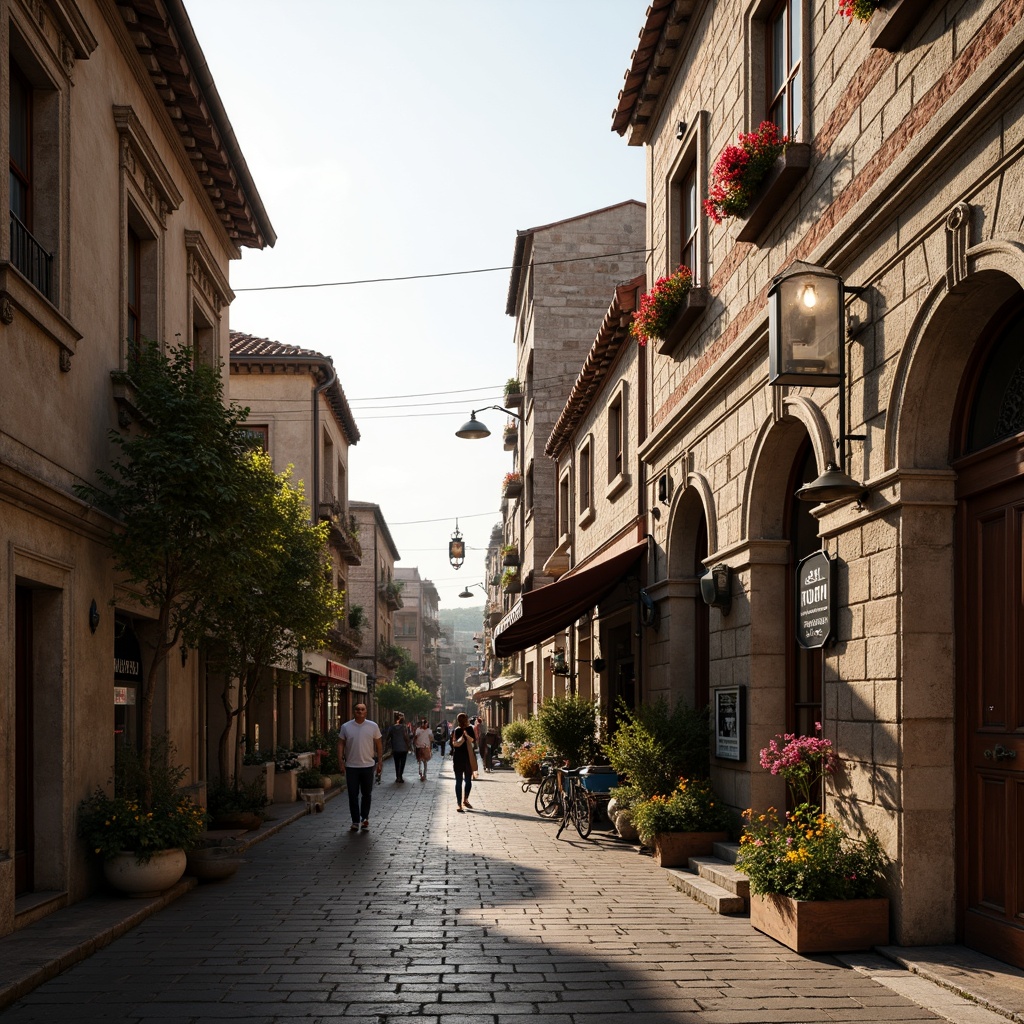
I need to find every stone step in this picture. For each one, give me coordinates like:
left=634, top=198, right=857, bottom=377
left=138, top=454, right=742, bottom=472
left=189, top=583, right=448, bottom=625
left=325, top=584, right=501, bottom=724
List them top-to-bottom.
left=713, top=840, right=741, bottom=864
left=689, top=855, right=750, bottom=900
left=665, top=866, right=747, bottom=915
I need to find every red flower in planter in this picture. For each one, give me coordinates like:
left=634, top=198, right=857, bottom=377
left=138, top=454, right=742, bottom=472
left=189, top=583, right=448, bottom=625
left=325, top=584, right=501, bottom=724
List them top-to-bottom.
left=838, top=0, right=880, bottom=22
left=703, top=120, right=788, bottom=225
left=629, top=266, right=693, bottom=346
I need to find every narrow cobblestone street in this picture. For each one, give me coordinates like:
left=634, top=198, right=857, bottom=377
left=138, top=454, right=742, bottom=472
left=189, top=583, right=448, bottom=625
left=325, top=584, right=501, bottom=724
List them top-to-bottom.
left=0, top=763, right=978, bottom=1024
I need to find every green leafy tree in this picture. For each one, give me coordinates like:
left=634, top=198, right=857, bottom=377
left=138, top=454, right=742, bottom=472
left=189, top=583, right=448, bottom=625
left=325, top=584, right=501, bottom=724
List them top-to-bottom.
left=76, top=342, right=252, bottom=803
left=205, top=452, right=344, bottom=782
left=376, top=679, right=434, bottom=721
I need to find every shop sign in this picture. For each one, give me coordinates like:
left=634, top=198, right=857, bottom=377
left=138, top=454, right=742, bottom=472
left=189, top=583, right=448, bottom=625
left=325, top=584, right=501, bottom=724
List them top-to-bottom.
left=796, top=550, right=835, bottom=649
left=114, top=623, right=143, bottom=682
left=326, top=660, right=350, bottom=682
left=350, top=668, right=368, bottom=693
left=114, top=686, right=136, bottom=706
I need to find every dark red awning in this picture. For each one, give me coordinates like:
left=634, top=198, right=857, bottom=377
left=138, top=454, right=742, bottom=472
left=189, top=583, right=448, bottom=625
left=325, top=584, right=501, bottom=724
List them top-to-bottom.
left=492, top=536, right=647, bottom=657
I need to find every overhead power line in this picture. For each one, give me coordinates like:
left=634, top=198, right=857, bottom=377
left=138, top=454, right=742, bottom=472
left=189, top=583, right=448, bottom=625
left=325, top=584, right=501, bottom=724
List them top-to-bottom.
left=234, top=248, right=651, bottom=292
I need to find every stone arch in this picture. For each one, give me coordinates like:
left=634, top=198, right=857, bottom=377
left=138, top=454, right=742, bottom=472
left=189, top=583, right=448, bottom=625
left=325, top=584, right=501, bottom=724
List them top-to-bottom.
left=886, top=240, right=1024, bottom=472
left=743, top=400, right=826, bottom=540
left=666, top=470, right=716, bottom=573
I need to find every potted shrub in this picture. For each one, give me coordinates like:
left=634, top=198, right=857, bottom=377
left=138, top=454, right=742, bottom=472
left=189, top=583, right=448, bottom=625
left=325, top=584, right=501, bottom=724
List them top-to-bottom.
left=503, top=377, right=524, bottom=408
left=501, top=543, right=520, bottom=567
left=501, top=566, right=520, bottom=593
left=536, top=694, right=598, bottom=769
left=737, top=725, right=889, bottom=953
left=78, top=738, right=207, bottom=896
left=206, top=777, right=268, bottom=832
left=632, top=777, right=734, bottom=866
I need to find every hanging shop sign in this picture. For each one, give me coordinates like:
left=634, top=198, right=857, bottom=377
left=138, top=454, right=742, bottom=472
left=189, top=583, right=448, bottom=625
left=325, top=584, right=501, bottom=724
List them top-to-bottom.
left=796, top=550, right=835, bottom=649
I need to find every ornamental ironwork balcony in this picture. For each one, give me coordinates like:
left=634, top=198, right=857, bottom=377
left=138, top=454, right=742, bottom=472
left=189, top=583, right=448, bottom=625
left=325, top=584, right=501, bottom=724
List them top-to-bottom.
left=9, top=211, right=53, bottom=301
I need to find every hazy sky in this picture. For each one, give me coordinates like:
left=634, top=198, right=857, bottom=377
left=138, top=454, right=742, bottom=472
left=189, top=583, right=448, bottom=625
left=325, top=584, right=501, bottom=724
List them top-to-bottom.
left=187, top=1, right=648, bottom=606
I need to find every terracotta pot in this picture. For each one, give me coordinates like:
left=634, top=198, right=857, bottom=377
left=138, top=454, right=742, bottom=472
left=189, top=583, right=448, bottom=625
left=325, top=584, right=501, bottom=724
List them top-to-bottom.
left=652, top=831, right=729, bottom=867
left=103, top=848, right=187, bottom=897
left=749, top=893, right=890, bottom=953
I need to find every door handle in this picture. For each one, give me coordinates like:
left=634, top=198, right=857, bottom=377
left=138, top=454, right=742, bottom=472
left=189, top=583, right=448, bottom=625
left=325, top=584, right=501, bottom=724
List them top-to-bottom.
left=983, top=745, right=1017, bottom=761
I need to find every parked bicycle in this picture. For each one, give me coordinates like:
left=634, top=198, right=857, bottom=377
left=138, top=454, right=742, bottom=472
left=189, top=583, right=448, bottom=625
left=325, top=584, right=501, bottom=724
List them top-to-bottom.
left=534, top=760, right=562, bottom=816
left=555, top=766, right=594, bottom=839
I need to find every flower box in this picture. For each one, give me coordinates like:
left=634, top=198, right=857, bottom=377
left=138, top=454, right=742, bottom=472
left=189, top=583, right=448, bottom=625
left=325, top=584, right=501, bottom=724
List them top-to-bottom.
left=868, top=0, right=931, bottom=51
left=735, top=143, right=811, bottom=243
left=655, top=287, right=710, bottom=356
left=504, top=387, right=524, bottom=409
left=503, top=479, right=523, bottom=499
left=502, top=550, right=520, bottom=567
left=503, top=578, right=521, bottom=594
left=273, top=768, right=298, bottom=803
left=653, top=830, right=729, bottom=868
left=750, top=893, right=890, bottom=953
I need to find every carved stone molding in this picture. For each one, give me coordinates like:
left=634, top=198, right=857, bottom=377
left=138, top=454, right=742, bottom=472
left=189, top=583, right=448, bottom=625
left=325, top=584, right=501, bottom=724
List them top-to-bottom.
left=113, top=106, right=183, bottom=227
left=945, top=202, right=972, bottom=292
left=0, top=297, right=14, bottom=325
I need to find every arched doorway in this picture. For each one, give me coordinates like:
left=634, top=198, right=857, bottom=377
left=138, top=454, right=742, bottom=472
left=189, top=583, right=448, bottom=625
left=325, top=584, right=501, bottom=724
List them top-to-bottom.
left=954, top=295, right=1024, bottom=967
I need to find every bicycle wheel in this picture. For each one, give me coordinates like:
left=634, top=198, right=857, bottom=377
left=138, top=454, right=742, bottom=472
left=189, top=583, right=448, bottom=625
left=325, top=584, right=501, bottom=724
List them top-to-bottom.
left=535, top=774, right=559, bottom=817
left=573, top=787, right=593, bottom=839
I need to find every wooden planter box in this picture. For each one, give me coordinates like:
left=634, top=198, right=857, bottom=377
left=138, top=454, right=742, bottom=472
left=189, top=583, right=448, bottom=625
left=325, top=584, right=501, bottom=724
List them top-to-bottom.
left=869, top=0, right=931, bottom=51
left=735, top=143, right=811, bottom=243
left=655, top=287, right=709, bottom=356
left=503, top=480, right=523, bottom=500
left=653, top=831, right=729, bottom=868
left=750, top=893, right=890, bottom=953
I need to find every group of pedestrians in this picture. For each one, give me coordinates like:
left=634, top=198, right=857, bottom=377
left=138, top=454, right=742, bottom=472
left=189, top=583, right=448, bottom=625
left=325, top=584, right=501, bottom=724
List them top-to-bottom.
left=336, top=706, right=487, bottom=827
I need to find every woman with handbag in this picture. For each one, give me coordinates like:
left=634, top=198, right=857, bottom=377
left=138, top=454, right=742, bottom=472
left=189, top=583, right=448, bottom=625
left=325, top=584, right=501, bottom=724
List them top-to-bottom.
left=450, top=712, right=478, bottom=812
left=413, top=717, right=434, bottom=780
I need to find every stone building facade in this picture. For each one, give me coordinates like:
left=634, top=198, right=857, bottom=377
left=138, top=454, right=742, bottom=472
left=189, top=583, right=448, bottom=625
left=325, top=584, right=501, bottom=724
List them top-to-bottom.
left=0, top=0, right=271, bottom=933
left=612, top=0, right=1024, bottom=966
left=495, top=202, right=646, bottom=713
left=228, top=333, right=363, bottom=748
left=348, top=501, right=402, bottom=720
left=394, top=567, right=441, bottom=704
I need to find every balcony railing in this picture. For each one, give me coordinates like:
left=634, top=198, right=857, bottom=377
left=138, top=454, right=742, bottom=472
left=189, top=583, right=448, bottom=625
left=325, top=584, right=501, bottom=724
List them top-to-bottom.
left=10, top=211, right=53, bottom=301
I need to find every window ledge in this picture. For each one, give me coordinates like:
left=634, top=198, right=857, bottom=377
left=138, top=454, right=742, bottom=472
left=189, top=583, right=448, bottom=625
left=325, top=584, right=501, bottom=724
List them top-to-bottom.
left=869, top=0, right=930, bottom=50
left=735, top=143, right=812, bottom=244
left=0, top=264, right=81, bottom=372
left=655, top=287, right=709, bottom=356
left=605, top=472, right=631, bottom=502
left=577, top=506, right=595, bottom=530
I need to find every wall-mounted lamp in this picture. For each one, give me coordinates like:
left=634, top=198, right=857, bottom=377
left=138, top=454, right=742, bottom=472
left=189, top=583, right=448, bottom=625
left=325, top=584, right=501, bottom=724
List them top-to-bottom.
left=676, top=120, right=687, bottom=140
left=767, top=261, right=868, bottom=505
left=456, top=405, right=523, bottom=440
left=657, top=473, right=670, bottom=505
left=449, top=521, right=465, bottom=570
left=700, top=564, right=732, bottom=614
left=459, top=582, right=487, bottom=599
left=89, top=599, right=100, bottom=634
left=180, top=645, right=188, bottom=668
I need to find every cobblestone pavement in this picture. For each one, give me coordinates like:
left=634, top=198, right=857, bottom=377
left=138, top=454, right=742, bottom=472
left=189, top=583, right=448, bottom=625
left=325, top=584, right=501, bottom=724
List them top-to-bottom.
left=0, top=759, right=994, bottom=1023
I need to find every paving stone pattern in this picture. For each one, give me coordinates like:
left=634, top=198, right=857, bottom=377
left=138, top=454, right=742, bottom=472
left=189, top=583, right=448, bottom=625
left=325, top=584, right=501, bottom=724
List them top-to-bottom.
left=2, top=763, right=948, bottom=1024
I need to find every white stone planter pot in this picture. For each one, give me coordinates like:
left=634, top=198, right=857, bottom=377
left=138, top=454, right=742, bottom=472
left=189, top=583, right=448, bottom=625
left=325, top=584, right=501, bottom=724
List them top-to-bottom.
left=103, top=848, right=187, bottom=897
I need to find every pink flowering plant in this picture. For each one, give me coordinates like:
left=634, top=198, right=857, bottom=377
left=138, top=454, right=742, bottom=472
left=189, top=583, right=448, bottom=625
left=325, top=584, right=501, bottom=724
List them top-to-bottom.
left=838, top=0, right=880, bottom=22
left=703, top=120, right=788, bottom=224
left=629, top=266, right=693, bottom=345
left=759, top=722, right=838, bottom=805
left=737, top=724, right=886, bottom=900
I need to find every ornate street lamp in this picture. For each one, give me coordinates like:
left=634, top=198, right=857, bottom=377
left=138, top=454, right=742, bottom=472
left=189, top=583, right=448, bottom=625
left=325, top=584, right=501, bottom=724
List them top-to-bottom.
left=767, top=261, right=867, bottom=503
left=456, top=405, right=523, bottom=440
left=448, top=521, right=465, bottom=570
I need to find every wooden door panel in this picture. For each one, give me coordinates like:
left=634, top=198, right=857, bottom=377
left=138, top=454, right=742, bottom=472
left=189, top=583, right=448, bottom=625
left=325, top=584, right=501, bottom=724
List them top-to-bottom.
left=961, top=479, right=1024, bottom=967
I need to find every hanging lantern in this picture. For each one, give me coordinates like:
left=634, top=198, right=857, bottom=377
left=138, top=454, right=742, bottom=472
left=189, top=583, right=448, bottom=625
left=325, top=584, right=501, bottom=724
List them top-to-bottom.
left=448, top=522, right=465, bottom=570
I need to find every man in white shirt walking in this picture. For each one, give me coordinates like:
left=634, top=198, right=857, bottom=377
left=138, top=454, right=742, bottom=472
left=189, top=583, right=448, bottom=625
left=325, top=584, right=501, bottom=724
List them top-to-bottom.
left=337, top=703, right=383, bottom=832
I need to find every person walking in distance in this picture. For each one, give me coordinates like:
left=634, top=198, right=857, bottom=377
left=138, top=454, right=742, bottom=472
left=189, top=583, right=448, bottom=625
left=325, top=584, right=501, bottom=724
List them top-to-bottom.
left=337, top=703, right=382, bottom=831
left=385, top=712, right=411, bottom=784
left=450, top=712, right=478, bottom=812
left=413, top=717, right=434, bottom=780
left=434, top=718, right=450, bottom=757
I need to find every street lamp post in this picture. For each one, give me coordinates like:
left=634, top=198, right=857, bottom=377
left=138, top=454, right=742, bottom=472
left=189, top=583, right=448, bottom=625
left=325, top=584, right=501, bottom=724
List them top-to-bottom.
left=455, top=405, right=523, bottom=440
